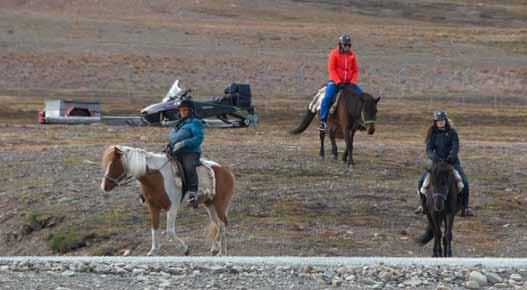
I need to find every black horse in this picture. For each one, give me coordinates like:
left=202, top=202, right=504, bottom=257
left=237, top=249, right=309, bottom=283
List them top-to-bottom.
left=291, top=85, right=379, bottom=167
left=417, top=160, right=462, bottom=257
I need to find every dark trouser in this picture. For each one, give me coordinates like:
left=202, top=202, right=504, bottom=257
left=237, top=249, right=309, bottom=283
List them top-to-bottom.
left=175, top=152, right=200, bottom=194
left=417, top=164, right=470, bottom=209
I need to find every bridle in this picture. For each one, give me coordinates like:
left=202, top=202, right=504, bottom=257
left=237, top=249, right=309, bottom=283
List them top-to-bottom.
left=360, top=110, right=376, bottom=126
left=104, top=160, right=135, bottom=187
left=432, top=190, right=448, bottom=201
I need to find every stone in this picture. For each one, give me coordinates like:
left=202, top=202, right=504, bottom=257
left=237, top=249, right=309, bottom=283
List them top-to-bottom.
left=94, top=264, right=111, bottom=274
left=303, top=265, right=313, bottom=273
left=61, top=270, right=75, bottom=277
left=379, top=271, right=393, bottom=282
left=469, top=271, right=488, bottom=286
left=486, top=272, right=503, bottom=284
left=510, top=273, right=523, bottom=281
left=362, top=277, right=377, bottom=285
left=404, top=278, right=422, bottom=287
left=331, top=279, right=342, bottom=287
left=464, top=280, right=480, bottom=289
left=493, top=283, right=509, bottom=288
left=435, top=285, right=452, bottom=290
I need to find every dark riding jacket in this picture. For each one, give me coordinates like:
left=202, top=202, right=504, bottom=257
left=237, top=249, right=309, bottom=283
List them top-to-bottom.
left=169, top=116, right=204, bottom=154
left=426, top=125, right=460, bottom=166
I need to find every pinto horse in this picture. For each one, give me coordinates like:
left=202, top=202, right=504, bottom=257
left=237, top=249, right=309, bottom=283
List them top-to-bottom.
left=291, top=85, right=380, bottom=166
left=101, top=145, right=234, bottom=256
left=417, top=160, right=462, bottom=257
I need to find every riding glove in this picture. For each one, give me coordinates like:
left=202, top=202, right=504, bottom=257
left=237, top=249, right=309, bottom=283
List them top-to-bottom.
left=172, top=141, right=186, bottom=153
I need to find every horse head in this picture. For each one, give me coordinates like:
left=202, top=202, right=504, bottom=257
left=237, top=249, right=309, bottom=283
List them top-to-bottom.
left=360, top=93, right=380, bottom=135
left=101, top=146, right=127, bottom=192
left=427, top=160, right=453, bottom=212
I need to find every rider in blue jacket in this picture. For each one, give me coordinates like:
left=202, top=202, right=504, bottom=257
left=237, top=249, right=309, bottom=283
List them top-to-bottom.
left=169, top=99, right=204, bottom=208
left=416, top=110, right=474, bottom=217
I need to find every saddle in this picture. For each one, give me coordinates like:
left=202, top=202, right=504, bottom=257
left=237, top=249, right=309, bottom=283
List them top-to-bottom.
left=307, top=84, right=359, bottom=116
left=162, top=145, right=216, bottom=202
left=419, top=169, right=464, bottom=195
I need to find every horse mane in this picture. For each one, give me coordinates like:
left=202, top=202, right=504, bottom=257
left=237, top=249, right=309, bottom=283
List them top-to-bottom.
left=341, top=88, right=374, bottom=119
left=101, top=145, right=148, bottom=178
left=101, top=146, right=115, bottom=170
left=120, top=146, right=148, bottom=178
left=430, top=161, right=454, bottom=188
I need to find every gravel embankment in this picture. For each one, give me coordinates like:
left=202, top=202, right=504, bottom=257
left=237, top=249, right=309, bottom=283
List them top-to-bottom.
left=0, top=257, right=526, bottom=290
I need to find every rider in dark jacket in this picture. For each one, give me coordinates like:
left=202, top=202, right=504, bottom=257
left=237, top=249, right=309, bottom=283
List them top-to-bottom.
left=169, top=99, right=204, bottom=208
left=416, top=110, right=474, bottom=217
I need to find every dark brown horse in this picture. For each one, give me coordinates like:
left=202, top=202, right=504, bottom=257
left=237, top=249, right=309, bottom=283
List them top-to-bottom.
left=291, top=85, right=380, bottom=166
left=417, top=160, right=462, bottom=257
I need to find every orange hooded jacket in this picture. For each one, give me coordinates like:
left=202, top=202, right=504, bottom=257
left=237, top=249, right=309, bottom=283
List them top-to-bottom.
left=328, top=47, right=359, bottom=84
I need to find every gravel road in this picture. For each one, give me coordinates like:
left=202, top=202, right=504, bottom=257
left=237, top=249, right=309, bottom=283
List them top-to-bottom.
left=1, top=256, right=526, bottom=290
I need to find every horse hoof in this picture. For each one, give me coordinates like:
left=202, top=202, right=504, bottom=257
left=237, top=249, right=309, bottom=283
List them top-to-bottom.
left=184, top=246, right=191, bottom=256
left=147, top=249, right=158, bottom=256
left=210, top=249, right=219, bottom=256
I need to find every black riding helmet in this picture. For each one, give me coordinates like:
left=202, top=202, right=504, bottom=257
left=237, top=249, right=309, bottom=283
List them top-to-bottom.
left=338, top=34, right=352, bottom=46
left=179, top=99, right=195, bottom=112
left=433, top=110, right=448, bottom=121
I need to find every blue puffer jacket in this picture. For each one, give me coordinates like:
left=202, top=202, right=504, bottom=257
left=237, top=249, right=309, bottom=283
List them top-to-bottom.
left=168, top=116, right=204, bottom=153
left=426, top=125, right=460, bottom=166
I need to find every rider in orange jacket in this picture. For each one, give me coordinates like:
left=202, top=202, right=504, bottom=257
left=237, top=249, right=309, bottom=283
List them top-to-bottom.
left=320, top=34, right=363, bottom=131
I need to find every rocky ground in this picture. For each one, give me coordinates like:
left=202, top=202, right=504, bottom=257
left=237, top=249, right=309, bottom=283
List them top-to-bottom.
left=1, top=258, right=527, bottom=290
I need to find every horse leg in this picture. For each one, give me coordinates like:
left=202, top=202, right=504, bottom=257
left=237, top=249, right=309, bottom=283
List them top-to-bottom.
left=319, top=128, right=326, bottom=158
left=329, top=128, right=338, bottom=160
left=343, top=129, right=356, bottom=166
left=205, top=204, right=225, bottom=256
left=147, top=205, right=161, bottom=256
left=166, top=207, right=190, bottom=256
left=444, top=214, right=455, bottom=257
left=432, top=215, right=443, bottom=257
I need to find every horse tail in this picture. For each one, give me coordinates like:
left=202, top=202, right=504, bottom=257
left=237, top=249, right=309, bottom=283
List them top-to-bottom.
left=290, top=110, right=316, bottom=134
left=212, top=166, right=235, bottom=227
left=416, top=222, right=433, bottom=245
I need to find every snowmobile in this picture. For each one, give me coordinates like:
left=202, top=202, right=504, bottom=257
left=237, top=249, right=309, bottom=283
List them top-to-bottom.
left=141, top=80, right=258, bottom=128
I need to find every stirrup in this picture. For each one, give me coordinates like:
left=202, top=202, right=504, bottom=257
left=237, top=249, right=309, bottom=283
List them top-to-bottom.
left=319, top=121, right=327, bottom=131
left=187, top=192, right=198, bottom=209
left=414, top=206, right=424, bottom=215
left=461, top=208, right=475, bottom=217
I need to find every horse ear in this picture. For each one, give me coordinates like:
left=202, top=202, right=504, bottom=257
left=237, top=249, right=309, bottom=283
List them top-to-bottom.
left=113, top=146, right=122, bottom=155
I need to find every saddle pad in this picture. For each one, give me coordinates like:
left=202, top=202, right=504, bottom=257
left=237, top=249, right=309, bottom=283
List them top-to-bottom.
left=307, top=86, right=339, bottom=116
left=169, top=159, right=217, bottom=201
left=196, top=159, right=218, bottom=200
